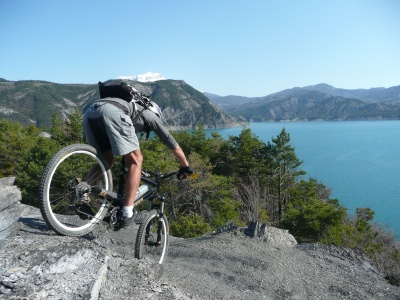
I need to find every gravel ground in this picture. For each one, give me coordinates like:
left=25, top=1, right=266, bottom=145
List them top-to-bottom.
left=0, top=205, right=399, bottom=300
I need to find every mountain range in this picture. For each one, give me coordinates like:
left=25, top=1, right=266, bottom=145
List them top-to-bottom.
left=1, top=76, right=399, bottom=129
left=0, top=78, right=242, bottom=129
left=205, top=83, right=400, bottom=122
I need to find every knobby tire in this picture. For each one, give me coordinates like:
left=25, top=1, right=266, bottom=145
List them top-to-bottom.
left=38, top=144, right=113, bottom=236
left=135, top=210, right=169, bottom=264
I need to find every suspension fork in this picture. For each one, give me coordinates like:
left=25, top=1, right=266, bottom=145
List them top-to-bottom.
left=145, top=196, right=166, bottom=245
left=156, top=198, right=166, bottom=242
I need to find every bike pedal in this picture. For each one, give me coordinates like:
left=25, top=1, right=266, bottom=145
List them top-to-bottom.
left=106, top=208, right=122, bottom=231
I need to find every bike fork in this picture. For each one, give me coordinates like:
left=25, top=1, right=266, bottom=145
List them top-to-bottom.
left=156, top=201, right=166, bottom=244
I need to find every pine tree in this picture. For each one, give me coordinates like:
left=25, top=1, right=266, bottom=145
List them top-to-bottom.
left=66, top=108, right=84, bottom=144
left=50, top=113, right=66, bottom=145
left=0, top=120, right=40, bottom=177
left=215, top=127, right=267, bottom=177
left=266, top=128, right=305, bottom=221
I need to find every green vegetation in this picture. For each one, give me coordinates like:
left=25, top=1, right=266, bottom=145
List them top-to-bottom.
left=0, top=115, right=399, bottom=286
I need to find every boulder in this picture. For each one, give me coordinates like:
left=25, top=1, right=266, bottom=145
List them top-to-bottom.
left=0, top=177, right=24, bottom=246
left=245, top=221, right=297, bottom=247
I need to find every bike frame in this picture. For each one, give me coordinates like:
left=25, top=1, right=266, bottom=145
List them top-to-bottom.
left=90, top=157, right=176, bottom=229
left=112, top=158, right=176, bottom=230
left=140, top=170, right=177, bottom=212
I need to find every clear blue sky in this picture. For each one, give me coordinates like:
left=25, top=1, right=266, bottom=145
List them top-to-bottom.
left=1, top=0, right=399, bottom=97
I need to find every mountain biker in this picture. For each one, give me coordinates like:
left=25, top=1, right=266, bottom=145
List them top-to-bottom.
left=83, top=80, right=193, bottom=228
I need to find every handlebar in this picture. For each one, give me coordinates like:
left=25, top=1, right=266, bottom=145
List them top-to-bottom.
left=142, top=170, right=178, bottom=179
left=162, top=172, right=179, bottom=179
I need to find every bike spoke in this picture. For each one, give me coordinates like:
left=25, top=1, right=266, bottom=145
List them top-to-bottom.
left=39, top=144, right=113, bottom=236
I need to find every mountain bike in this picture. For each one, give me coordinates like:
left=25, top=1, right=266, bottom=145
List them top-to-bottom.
left=38, top=143, right=176, bottom=264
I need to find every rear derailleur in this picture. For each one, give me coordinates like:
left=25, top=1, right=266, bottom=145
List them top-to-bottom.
left=68, top=178, right=94, bottom=220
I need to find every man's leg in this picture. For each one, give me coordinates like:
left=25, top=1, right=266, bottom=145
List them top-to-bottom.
left=84, top=149, right=114, bottom=186
left=121, top=149, right=149, bottom=227
left=123, top=149, right=143, bottom=207
left=103, top=150, right=114, bottom=167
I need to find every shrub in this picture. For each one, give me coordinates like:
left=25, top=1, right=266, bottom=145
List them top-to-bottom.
left=169, top=214, right=211, bottom=238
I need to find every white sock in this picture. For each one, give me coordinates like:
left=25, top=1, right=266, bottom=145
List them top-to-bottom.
left=122, top=206, right=134, bottom=218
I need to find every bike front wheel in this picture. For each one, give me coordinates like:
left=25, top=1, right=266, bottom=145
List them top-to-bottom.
left=38, top=144, right=113, bottom=236
left=135, top=210, right=169, bottom=264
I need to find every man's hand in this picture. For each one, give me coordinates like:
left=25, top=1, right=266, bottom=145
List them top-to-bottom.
left=177, top=166, right=194, bottom=180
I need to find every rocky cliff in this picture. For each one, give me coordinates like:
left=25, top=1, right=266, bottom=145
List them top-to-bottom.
left=0, top=178, right=399, bottom=299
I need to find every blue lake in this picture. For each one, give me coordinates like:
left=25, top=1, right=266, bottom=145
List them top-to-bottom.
left=205, top=121, right=400, bottom=239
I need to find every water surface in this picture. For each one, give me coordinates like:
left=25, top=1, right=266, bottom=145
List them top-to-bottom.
left=206, top=121, right=400, bottom=238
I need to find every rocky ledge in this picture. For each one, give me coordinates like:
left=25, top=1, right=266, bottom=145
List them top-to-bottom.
left=0, top=178, right=399, bottom=299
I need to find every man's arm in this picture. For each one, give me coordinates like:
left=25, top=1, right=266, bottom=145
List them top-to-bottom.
left=140, top=109, right=191, bottom=170
left=171, top=145, right=189, bottom=167
left=173, top=145, right=194, bottom=179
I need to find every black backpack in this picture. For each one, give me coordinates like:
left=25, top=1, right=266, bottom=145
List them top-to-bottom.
left=97, top=81, right=155, bottom=137
left=98, top=81, right=134, bottom=102
left=98, top=81, right=152, bottom=107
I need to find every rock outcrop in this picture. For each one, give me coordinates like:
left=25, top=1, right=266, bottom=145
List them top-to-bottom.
left=0, top=177, right=24, bottom=246
left=0, top=180, right=399, bottom=299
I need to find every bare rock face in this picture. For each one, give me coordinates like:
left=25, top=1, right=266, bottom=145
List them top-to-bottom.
left=0, top=177, right=24, bottom=246
left=0, top=181, right=399, bottom=299
left=0, top=205, right=171, bottom=299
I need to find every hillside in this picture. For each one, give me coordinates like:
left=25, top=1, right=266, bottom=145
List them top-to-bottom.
left=0, top=78, right=243, bottom=129
left=3, top=78, right=399, bottom=127
left=0, top=79, right=97, bottom=127
left=302, top=83, right=400, bottom=103
left=207, top=84, right=400, bottom=122
left=203, top=92, right=263, bottom=112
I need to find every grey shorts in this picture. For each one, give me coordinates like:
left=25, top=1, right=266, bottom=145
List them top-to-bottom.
left=83, top=102, right=139, bottom=156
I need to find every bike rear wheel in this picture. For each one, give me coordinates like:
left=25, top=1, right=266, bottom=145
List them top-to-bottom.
left=39, top=144, right=113, bottom=236
left=135, top=210, right=169, bottom=264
